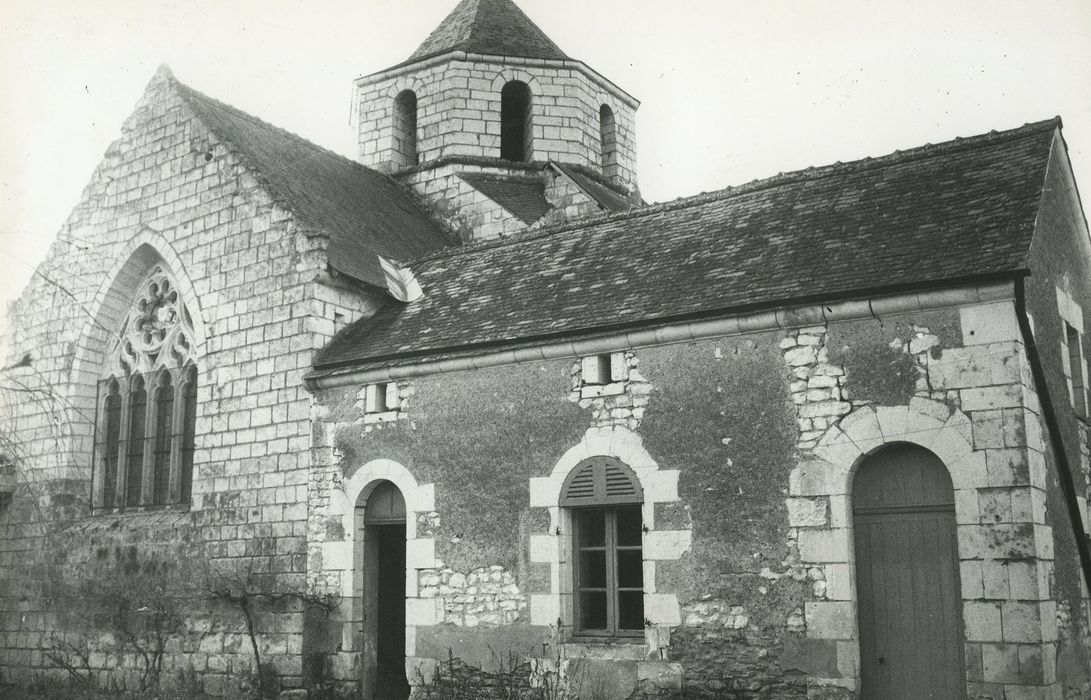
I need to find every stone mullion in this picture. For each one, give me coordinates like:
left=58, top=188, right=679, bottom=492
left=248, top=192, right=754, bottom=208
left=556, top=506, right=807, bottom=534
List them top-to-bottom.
left=113, top=375, right=132, bottom=509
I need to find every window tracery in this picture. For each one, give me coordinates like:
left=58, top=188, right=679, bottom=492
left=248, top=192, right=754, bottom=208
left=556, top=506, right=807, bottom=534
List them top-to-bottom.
left=93, top=265, right=197, bottom=509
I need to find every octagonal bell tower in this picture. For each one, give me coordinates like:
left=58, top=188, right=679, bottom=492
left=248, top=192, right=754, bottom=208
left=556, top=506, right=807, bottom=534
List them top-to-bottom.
left=353, top=0, right=641, bottom=243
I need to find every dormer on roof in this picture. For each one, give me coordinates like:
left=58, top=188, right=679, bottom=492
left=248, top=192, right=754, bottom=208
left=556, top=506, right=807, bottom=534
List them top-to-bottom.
left=351, top=0, right=641, bottom=243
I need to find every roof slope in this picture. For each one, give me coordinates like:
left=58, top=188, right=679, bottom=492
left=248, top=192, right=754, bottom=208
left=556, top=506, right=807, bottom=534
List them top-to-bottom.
left=409, top=0, right=568, bottom=63
left=176, top=83, right=449, bottom=288
left=316, top=119, right=1060, bottom=370
left=552, top=162, right=637, bottom=213
left=460, top=174, right=552, bottom=224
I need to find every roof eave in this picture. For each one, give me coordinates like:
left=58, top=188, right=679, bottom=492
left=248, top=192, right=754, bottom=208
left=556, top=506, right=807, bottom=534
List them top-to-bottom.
left=306, top=272, right=1027, bottom=388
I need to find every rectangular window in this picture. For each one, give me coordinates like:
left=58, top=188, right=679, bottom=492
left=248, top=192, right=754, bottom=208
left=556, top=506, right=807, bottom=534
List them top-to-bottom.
left=1067, top=323, right=1087, bottom=417
left=581, top=353, right=627, bottom=386
left=365, top=383, right=400, bottom=413
left=574, top=505, right=644, bottom=637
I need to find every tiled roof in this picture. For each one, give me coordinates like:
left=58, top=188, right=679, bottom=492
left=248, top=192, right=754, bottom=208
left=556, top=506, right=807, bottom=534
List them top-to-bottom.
left=409, top=0, right=568, bottom=63
left=176, top=83, right=450, bottom=288
left=316, top=119, right=1060, bottom=370
left=551, top=162, right=638, bottom=213
left=460, top=173, right=552, bottom=224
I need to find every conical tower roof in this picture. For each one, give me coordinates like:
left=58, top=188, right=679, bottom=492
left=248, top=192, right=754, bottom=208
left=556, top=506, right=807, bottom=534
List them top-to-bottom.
left=408, top=0, right=568, bottom=62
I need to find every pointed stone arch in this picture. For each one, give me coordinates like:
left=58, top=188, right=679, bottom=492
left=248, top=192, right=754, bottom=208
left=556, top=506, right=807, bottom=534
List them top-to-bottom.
left=64, top=231, right=206, bottom=489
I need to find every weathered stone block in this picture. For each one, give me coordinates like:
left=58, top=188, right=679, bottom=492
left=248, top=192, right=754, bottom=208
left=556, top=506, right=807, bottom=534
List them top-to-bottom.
left=960, top=302, right=1020, bottom=346
left=962, top=385, right=1024, bottom=412
left=985, top=449, right=1031, bottom=487
left=790, top=461, right=849, bottom=496
left=787, top=496, right=830, bottom=527
left=798, top=528, right=851, bottom=563
left=643, top=529, right=691, bottom=560
left=961, top=560, right=985, bottom=599
left=805, top=601, right=855, bottom=639
left=964, top=601, right=1003, bottom=641
left=780, top=637, right=839, bottom=676
left=981, top=642, right=1020, bottom=683
left=636, top=661, right=683, bottom=690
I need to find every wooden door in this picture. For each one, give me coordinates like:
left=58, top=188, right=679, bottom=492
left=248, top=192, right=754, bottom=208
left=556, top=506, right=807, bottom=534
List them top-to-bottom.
left=853, top=443, right=966, bottom=700
left=361, top=481, right=408, bottom=700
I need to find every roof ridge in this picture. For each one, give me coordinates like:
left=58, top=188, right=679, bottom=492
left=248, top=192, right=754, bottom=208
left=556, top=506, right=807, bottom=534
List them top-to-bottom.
left=408, top=117, right=1061, bottom=265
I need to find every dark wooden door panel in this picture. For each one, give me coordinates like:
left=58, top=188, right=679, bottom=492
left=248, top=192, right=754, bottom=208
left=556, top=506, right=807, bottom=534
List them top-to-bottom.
left=854, top=443, right=966, bottom=700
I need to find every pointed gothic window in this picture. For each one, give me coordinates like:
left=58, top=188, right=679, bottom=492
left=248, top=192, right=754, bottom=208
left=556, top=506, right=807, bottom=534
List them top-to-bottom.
left=501, top=81, right=533, bottom=162
left=392, top=90, right=418, bottom=168
left=599, top=105, right=617, bottom=181
left=94, top=265, right=198, bottom=510
left=180, top=364, right=198, bottom=504
left=152, top=371, right=174, bottom=506
left=125, top=375, right=147, bottom=506
left=97, top=380, right=122, bottom=507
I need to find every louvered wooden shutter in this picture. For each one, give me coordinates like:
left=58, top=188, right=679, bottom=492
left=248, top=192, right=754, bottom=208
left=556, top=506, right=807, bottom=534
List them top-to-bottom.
left=560, top=456, right=643, bottom=507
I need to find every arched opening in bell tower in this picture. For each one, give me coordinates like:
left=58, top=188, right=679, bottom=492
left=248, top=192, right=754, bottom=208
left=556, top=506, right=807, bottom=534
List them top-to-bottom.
left=500, top=80, right=532, bottom=162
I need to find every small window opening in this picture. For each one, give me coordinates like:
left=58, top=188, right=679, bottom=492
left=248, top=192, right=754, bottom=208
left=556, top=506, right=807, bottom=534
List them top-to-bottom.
left=501, top=81, right=532, bottom=162
left=392, top=90, right=418, bottom=168
left=599, top=104, right=618, bottom=181
left=1067, top=323, right=1087, bottom=416
left=581, top=353, right=627, bottom=386
left=366, top=383, right=401, bottom=414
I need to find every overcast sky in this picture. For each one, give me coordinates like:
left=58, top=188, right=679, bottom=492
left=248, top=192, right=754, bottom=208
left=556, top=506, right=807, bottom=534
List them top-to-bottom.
left=2, top=0, right=1091, bottom=315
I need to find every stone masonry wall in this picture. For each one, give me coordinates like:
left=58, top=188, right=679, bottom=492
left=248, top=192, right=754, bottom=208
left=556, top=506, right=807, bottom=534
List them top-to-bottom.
left=355, top=57, right=638, bottom=191
left=0, top=68, right=381, bottom=694
left=1024, top=134, right=1091, bottom=697
left=400, top=161, right=613, bottom=244
left=781, top=303, right=1091, bottom=699
left=303, top=311, right=1091, bottom=699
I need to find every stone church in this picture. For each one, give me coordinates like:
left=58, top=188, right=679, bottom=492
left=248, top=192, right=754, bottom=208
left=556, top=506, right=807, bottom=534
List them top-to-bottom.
left=2, top=0, right=1090, bottom=698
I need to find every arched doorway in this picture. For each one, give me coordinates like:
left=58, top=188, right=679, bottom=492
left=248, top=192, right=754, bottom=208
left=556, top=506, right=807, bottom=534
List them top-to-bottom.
left=852, top=443, right=966, bottom=699
left=360, top=480, right=408, bottom=700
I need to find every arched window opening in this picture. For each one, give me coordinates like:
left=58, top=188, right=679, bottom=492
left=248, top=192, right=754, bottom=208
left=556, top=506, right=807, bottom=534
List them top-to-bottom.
left=501, top=81, right=533, bottom=162
left=392, top=90, right=418, bottom=168
left=599, top=104, right=617, bottom=180
left=92, top=264, right=198, bottom=511
left=180, top=365, right=198, bottom=504
left=152, top=372, right=174, bottom=505
left=125, top=375, right=147, bottom=507
left=98, top=380, right=122, bottom=507
left=562, top=456, right=644, bottom=637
